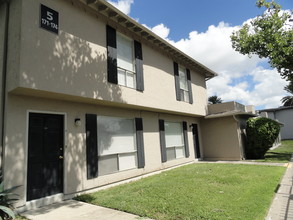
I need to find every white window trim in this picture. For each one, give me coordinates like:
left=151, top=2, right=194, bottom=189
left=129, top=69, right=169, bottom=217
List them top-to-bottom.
left=117, top=67, right=136, bottom=88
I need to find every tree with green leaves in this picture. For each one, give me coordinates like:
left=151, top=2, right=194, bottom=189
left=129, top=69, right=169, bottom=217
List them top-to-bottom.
left=231, top=0, right=293, bottom=80
left=281, top=81, right=293, bottom=106
left=208, top=96, right=223, bottom=104
left=245, top=117, right=280, bottom=159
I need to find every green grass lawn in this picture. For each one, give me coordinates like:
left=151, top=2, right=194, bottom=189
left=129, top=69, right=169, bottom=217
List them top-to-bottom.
left=257, top=140, right=293, bottom=163
left=76, top=163, right=285, bottom=220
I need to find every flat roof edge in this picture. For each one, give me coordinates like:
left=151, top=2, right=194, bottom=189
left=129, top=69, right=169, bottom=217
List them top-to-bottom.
left=205, top=111, right=256, bottom=119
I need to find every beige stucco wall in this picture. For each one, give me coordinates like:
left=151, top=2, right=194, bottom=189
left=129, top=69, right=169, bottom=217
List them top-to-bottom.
left=1, top=0, right=23, bottom=169
left=5, top=0, right=208, bottom=117
left=5, top=0, right=22, bottom=95
left=0, top=3, right=7, bottom=164
left=0, top=3, right=7, bottom=96
left=3, top=94, right=201, bottom=207
left=208, top=102, right=246, bottom=114
left=201, top=116, right=243, bottom=160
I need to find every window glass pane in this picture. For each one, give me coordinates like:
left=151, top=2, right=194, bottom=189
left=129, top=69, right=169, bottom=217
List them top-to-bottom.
left=117, top=34, right=134, bottom=72
left=179, top=67, right=188, bottom=90
left=118, top=69, right=126, bottom=86
left=126, top=72, right=135, bottom=88
left=180, top=89, right=184, bottom=101
left=184, top=91, right=190, bottom=102
left=97, top=116, right=136, bottom=156
left=165, top=122, right=184, bottom=148
left=175, top=146, right=185, bottom=158
left=166, top=147, right=176, bottom=160
left=119, top=153, right=137, bottom=171
left=98, top=155, right=118, bottom=175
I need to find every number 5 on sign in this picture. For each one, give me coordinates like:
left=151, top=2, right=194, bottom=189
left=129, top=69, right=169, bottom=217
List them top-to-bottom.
left=40, top=4, right=59, bottom=35
left=46, top=11, right=53, bottom=21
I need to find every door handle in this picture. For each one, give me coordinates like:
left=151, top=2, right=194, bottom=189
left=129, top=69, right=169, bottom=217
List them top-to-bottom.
left=59, top=156, right=63, bottom=159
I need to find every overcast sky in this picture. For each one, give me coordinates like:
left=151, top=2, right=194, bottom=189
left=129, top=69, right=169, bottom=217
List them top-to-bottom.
left=107, top=0, right=293, bottom=109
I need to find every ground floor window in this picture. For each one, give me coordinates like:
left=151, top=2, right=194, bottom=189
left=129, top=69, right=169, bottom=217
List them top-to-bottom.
left=86, top=114, right=145, bottom=179
left=97, top=116, right=137, bottom=175
left=159, top=120, right=190, bottom=163
left=165, top=122, right=186, bottom=160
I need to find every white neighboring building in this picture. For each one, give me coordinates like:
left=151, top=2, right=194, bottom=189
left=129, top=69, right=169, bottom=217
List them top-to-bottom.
left=259, top=106, right=293, bottom=140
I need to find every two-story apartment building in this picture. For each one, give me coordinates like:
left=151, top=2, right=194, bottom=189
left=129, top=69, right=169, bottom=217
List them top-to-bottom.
left=0, top=0, right=217, bottom=209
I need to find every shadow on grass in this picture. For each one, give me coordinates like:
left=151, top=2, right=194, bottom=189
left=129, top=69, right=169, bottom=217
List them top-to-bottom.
left=265, top=152, right=292, bottom=161
left=274, top=183, right=281, bottom=193
left=75, top=194, right=96, bottom=204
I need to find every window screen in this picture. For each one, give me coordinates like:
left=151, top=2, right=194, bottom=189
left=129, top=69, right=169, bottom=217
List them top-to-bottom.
left=117, top=33, right=134, bottom=72
left=117, top=34, right=136, bottom=88
left=178, top=66, right=190, bottom=103
left=97, top=116, right=137, bottom=175
left=164, top=122, right=185, bottom=160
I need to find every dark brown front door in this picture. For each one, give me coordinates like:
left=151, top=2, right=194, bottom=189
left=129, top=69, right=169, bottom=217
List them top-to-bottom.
left=27, top=113, right=64, bottom=201
left=192, top=124, right=201, bottom=159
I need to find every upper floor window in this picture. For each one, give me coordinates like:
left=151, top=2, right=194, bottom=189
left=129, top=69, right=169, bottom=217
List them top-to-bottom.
left=106, top=25, right=144, bottom=91
left=117, top=33, right=136, bottom=88
left=173, top=62, right=193, bottom=104
left=179, top=66, right=190, bottom=103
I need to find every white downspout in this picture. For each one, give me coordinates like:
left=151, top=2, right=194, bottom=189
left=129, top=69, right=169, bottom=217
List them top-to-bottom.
left=233, top=115, right=246, bottom=160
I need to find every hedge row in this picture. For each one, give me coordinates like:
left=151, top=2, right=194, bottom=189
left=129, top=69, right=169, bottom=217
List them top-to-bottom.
left=245, top=117, right=280, bottom=159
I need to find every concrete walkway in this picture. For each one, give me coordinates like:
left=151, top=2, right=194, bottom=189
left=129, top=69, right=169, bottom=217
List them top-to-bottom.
left=198, top=160, right=287, bottom=167
left=266, top=161, right=293, bottom=220
left=22, top=199, right=150, bottom=220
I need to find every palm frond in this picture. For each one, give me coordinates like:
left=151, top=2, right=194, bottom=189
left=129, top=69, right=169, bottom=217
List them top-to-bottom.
left=208, top=95, right=223, bottom=104
left=281, top=96, right=293, bottom=106
left=0, top=206, right=16, bottom=219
